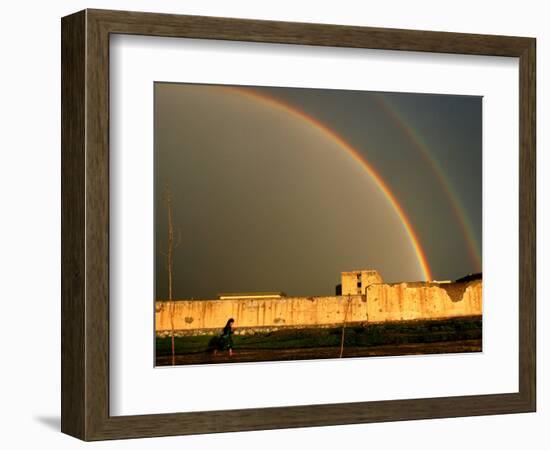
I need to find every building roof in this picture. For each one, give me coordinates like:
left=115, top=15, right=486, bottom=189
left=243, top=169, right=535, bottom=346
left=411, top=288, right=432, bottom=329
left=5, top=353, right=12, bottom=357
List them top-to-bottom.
left=341, top=269, right=380, bottom=274
left=217, top=292, right=287, bottom=299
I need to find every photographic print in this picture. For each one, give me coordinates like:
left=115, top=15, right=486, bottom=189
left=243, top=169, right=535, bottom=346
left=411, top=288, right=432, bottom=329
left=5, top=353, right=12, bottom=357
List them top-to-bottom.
left=154, top=83, right=482, bottom=367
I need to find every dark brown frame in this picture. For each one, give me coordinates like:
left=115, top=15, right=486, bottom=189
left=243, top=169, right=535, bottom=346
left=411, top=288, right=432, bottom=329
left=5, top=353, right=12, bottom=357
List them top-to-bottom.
left=61, top=9, right=536, bottom=441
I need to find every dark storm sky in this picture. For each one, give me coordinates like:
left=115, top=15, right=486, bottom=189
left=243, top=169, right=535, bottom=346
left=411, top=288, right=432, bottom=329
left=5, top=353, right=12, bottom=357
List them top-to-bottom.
left=154, top=83, right=482, bottom=300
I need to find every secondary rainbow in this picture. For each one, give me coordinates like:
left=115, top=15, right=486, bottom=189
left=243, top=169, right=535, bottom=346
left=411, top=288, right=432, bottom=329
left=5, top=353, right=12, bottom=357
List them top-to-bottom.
left=219, top=85, right=433, bottom=281
left=374, top=94, right=482, bottom=272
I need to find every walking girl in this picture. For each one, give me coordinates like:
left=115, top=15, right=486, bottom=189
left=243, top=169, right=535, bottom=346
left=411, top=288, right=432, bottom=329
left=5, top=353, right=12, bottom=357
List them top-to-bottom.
left=215, top=318, right=235, bottom=357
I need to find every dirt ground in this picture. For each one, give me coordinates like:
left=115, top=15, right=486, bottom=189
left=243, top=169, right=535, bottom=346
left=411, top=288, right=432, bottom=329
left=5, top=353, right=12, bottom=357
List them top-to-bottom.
left=155, top=339, right=481, bottom=366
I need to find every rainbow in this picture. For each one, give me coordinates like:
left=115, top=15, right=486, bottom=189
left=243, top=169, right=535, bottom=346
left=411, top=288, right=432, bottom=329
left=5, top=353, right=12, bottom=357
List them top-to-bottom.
left=218, top=85, right=433, bottom=281
left=374, top=94, right=482, bottom=272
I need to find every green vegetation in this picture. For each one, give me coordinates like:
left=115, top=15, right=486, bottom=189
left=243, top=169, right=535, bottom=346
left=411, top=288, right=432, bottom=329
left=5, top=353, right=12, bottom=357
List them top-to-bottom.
left=155, top=317, right=482, bottom=357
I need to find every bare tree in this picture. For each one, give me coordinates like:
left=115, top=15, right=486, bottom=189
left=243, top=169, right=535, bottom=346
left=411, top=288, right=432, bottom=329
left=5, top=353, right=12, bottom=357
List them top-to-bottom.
left=161, top=186, right=181, bottom=366
left=339, top=294, right=352, bottom=358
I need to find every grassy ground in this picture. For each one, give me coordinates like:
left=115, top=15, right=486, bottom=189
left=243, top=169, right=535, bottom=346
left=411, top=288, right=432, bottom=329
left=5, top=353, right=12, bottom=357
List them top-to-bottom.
left=155, top=316, right=482, bottom=365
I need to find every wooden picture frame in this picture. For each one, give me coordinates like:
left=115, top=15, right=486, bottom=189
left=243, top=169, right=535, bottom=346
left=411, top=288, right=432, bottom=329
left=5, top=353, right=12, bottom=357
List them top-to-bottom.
left=61, top=9, right=536, bottom=441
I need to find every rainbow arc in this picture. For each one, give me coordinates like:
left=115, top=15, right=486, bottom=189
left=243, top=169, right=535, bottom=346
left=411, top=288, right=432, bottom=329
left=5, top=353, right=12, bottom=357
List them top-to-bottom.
left=220, top=85, right=433, bottom=281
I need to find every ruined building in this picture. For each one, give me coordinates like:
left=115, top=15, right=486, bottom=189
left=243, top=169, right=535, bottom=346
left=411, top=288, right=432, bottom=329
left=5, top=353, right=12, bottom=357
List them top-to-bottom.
left=336, top=269, right=384, bottom=295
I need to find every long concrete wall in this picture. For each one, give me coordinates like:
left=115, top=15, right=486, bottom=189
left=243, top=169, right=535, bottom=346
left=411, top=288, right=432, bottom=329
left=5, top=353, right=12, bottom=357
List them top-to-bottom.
left=155, top=280, right=482, bottom=334
left=366, top=280, right=482, bottom=323
left=156, top=295, right=368, bottom=333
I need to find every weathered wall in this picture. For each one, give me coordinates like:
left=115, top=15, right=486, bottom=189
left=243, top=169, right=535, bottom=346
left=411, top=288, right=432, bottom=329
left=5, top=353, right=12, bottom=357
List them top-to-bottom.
left=155, top=280, right=482, bottom=334
left=366, top=280, right=482, bottom=322
left=156, top=295, right=368, bottom=332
